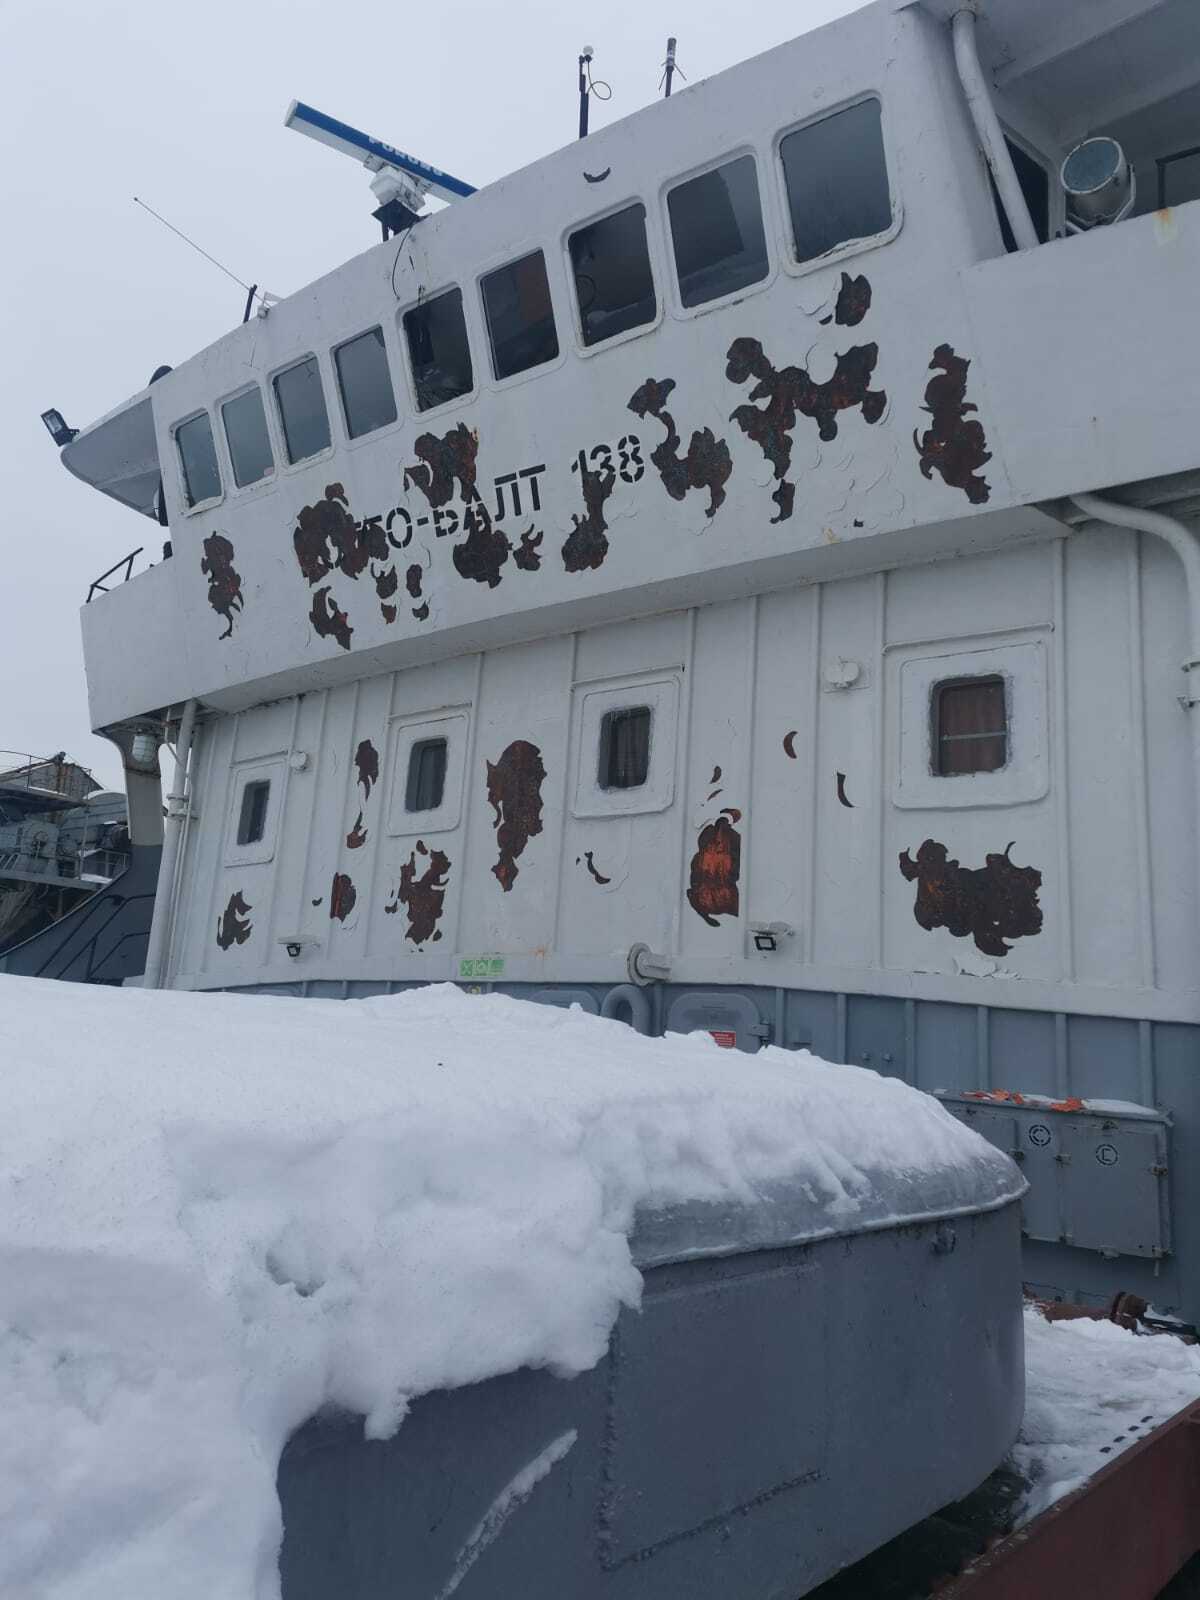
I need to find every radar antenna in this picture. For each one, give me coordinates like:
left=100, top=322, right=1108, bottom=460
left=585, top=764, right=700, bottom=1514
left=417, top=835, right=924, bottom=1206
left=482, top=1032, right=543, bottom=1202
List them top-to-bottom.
left=283, top=101, right=477, bottom=239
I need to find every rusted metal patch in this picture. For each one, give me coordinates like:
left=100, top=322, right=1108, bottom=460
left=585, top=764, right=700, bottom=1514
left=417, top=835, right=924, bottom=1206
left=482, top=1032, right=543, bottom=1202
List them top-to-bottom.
left=833, top=271, right=872, bottom=327
left=726, top=336, right=886, bottom=522
left=913, top=345, right=992, bottom=505
left=627, top=377, right=733, bottom=517
left=405, top=423, right=478, bottom=508
left=562, top=456, right=616, bottom=572
left=452, top=498, right=511, bottom=588
left=513, top=527, right=543, bottom=571
left=200, top=533, right=244, bottom=640
left=309, top=586, right=352, bottom=650
left=783, top=731, right=798, bottom=759
left=354, top=739, right=379, bottom=801
left=485, top=739, right=546, bottom=891
left=836, top=771, right=854, bottom=808
left=346, top=811, right=367, bottom=849
left=687, top=814, right=741, bottom=927
left=898, top=839, right=1042, bottom=957
left=385, top=840, right=450, bottom=944
left=582, top=850, right=611, bottom=885
left=329, top=871, right=357, bottom=923
left=216, top=890, right=252, bottom=950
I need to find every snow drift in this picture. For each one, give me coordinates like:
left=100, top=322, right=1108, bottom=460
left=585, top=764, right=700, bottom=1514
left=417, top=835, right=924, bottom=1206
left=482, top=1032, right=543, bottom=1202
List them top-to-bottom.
left=0, top=975, right=1017, bottom=1599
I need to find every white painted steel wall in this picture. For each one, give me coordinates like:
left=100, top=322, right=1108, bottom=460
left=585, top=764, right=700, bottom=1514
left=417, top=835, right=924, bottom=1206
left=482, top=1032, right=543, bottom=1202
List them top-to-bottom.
left=168, top=534, right=1200, bottom=1024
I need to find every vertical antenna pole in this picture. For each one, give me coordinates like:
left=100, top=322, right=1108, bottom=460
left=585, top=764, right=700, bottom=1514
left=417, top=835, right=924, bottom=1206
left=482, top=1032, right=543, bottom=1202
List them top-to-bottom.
left=664, top=37, right=677, bottom=97
left=578, top=51, right=590, bottom=138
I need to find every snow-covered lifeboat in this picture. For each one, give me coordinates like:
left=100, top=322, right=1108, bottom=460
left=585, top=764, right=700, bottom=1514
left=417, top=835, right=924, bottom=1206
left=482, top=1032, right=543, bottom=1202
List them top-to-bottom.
left=278, top=1151, right=1025, bottom=1598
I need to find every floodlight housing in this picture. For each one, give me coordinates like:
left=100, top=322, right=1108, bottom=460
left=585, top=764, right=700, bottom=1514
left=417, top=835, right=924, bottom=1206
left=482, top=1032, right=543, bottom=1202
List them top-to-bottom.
left=1062, top=136, right=1135, bottom=228
left=41, top=408, right=77, bottom=447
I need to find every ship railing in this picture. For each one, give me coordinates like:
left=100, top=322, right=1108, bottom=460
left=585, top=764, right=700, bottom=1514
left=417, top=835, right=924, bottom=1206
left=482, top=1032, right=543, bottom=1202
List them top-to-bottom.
left=86, top=547, right=144, bottom=604
left=0, top=847, right=127, bottom=884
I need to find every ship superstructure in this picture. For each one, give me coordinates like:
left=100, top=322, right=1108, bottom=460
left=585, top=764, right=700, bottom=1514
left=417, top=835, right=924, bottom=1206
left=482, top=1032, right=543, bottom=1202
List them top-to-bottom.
left=43, top=0, right=1200, bottom=1320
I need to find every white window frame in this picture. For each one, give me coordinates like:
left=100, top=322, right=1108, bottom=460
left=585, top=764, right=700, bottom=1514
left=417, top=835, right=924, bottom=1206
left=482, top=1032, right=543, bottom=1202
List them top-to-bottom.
left=269, top=351, right=335, bottom=472
left=172, top=408, right=224, bottom=515
left=892, top=636, right=1049, bottom=810
left=572, top=673, right=679, bottom=818
left=386, top=710, right=470, bottom=836
left=224, top=759, right=286, bottom=866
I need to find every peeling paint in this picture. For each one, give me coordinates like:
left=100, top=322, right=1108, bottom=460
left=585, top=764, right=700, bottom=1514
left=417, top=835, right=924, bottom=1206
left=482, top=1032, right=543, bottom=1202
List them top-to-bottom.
left=834, top=271, right=872, bottom=327
left=726, top=336, right=886, bottom=522
left=913, top=345, right=992, bottom=505
left=628, top=377, right=733, bottom=517
left=405, top=424, right=479, bottom=509
left=561, top=457, right=616, bottom=573
left=293, top=482, right=387, bottom=586
left=452, top=497, right=511, bottom=588
left=513, top=527, right=543, bottom=571
left=200, top=533, right=244, bottom=640
left=405, top=565, right=423, bottom=600
left=309, top=586, right=353, bottom=650
left=413, top=601, right=430, bottom=622
left=381, top=603, right=398, bottom=624
left=783, top=731, right=798, bottom=760
left=354, top=739, right=379, bottom=801
left=485, top=740, right=546, bottom=891
left=710, top=766, right=722, bottom=783
left=836, top=772, right=854, bottom=808
left=346, top=811, right=368, bottom=849
left=687, top=814, right=741, bottom=927
left=898, top=839, right=1041, bottom=957
left=386, top=840, right=450, bottom=944
left=582, top=850, right=611, bottom=885
left=329, top=871, right=357, bottom=923
left=216, top=890, right=252, bottom=950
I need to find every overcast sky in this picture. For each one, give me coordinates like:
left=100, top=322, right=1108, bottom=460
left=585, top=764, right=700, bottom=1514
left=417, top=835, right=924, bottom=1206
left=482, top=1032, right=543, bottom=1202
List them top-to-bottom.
left=1, top=0, right=863, bottom=790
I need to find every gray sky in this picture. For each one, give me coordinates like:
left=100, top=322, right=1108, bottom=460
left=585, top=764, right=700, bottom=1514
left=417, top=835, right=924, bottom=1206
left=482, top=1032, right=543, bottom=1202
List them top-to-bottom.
left=1, top=0, right=862, bottom=789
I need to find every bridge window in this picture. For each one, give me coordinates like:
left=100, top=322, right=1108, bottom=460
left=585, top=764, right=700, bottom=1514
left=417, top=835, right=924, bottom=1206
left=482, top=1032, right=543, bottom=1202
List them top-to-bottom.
left=780, top=98, right=892, bottom=265
left=668, top=155, right=769, bottom=307
left=569, top=203, right=657, bottom=346
left=481, top=250, right=559, bottom=379
left=403, top=288, right=474, bottom=411
left=335, top=327, right=398, bottom=439
left=274, top=356, right=331, bottom=463
left=221, top=388, right=274, bottom=489
left=175, top=412, right=221, bottom=507
left=933, top=676, right=1007, bottom=776
left=598, top=706, right=652, bottom=790
left=405, top=738, right=448, bottom=812
left=236, top=779, right=271, bottom=845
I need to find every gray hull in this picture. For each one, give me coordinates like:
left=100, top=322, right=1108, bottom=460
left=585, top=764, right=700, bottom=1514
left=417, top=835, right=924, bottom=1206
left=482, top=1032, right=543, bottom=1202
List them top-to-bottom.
left=279, top=1199, right=1023, bottom=1600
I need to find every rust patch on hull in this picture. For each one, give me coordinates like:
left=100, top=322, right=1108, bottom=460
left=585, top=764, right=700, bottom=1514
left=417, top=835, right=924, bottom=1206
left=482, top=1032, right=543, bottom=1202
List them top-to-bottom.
left=833, top=271, right=872, bottom=327
left=726, top=336, right=886, bottom=522
left=913, top=344, right=992, bottom=505
left=628, top=377, right=733, bottom=517
left=405, top=424, right=478, bottom=509
left=562, top=458, right=616, bottom=572
left=294, top=482, right=387, bottom=585
left=452, top=498, right=511, bottom=588
left=514, top=527, right=543, bottom=571
left=200, top=533, right=244, bottom=640
left=310, top=587, right=352, bottom=650
left=783, top=731, right=798, bottom=760
left=354, top=739, right=379, bottom=801
left=485, top=739, right=546, bottom=891
left=836, top=772, right=854, bottom=808
left=346, top=811, right=368, bottom=849
left=687, top=815, right=741, bottom=927
left=899, top=839, right=1041, bottom=957
left=386, top=840, right=450, bottom=945
left=329, top=871, right=357, bottom=923
left=216, top=890, right=252, bottom=950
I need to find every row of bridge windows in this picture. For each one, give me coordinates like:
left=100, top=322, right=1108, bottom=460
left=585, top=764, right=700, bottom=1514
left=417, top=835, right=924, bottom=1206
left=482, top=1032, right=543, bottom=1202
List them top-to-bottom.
left=175, top=97, right=892, bottom=510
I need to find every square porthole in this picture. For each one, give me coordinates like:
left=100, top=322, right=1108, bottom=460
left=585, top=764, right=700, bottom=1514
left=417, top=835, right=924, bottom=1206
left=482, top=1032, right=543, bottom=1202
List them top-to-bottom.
left=892, top=638, right=1047, bottom=810
left=573, top=676, right=678, bottom=818
left=387, top=713, right=469, bottom=836
left=224, top=761, right=284, bottom=865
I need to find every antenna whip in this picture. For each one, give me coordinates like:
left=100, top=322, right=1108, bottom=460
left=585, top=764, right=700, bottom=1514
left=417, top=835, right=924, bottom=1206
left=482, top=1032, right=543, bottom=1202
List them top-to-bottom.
left=133, top=197, right=269, bottom=311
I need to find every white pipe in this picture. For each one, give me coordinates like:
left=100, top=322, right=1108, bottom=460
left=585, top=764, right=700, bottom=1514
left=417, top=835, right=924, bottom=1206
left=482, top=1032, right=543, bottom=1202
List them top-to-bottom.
left=952, top=6, right=1039, bottom=252
left=1070, top=493, right=1200, bottom=941
left=142, top=698, right=197, bottom=989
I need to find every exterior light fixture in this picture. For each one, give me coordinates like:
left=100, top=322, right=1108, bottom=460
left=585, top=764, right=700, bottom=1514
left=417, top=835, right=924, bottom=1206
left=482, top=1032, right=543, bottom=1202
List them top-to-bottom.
left=1061, top=137, right=1135, bottom=229
left=40, top=409, right=78, bottom=446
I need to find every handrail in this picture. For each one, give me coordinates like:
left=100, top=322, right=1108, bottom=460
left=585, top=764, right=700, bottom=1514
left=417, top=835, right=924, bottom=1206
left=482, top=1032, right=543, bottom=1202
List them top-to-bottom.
left=86, top=547, right=144, bottom=603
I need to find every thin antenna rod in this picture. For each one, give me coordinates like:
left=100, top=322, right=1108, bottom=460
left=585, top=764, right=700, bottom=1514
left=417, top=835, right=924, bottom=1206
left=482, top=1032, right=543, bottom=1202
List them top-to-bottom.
left=663, top=37, right=677, bottom=97
left=578, top=49, right=591, bottom=139
left=133, top=196, right=261, bottom=302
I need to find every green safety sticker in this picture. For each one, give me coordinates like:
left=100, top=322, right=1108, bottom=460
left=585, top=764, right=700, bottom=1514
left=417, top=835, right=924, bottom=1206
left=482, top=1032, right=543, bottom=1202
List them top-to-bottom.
left=458, top=956, right=505, bottom=980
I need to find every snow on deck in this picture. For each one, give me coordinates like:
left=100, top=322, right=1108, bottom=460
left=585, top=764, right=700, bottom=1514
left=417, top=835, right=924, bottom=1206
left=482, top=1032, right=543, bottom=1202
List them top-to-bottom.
left=0, top=976, right=1189, bottom=1595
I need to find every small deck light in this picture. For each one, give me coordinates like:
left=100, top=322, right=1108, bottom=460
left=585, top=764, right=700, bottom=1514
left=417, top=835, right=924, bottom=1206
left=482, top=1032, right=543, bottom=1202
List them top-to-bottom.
left=40, top=409, right=78, bottom=447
